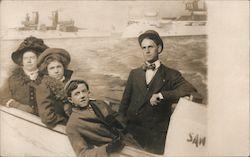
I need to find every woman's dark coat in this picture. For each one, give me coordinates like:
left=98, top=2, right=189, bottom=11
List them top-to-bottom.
left=1, top=67, right=43, bottom=115
left=36, top=69, right=73, bottom=128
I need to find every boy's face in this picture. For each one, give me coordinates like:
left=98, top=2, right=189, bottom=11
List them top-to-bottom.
left=69, top=83, right=90, bottom=108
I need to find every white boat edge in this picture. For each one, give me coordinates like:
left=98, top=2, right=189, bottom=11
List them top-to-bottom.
left=0, top=98, right=206, bottom=157
left=0, top=105, right=161, bottom=157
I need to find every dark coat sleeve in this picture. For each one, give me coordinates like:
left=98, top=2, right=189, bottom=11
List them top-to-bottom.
left=118, top=70, right=134, bottom=119
left=161, top=70, right=197, bottom=101
left=0, top=76, right=34, bottom=113
left=0, top=76, right=16, bottom=105
left=36, top=81, right=67, bottom=128
left=9, top=100, right=34, bottom=113
left=66, top=116, right=108, bottom=157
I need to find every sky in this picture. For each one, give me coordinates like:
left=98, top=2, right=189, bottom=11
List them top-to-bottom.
left=1, top=0, right=190, bottom=32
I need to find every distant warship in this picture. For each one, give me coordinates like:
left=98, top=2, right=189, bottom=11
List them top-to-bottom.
left=122, top=0, right=207, bottom=38
left=2, top=10, right=110, bottom=40
left=18, top=10, right=78, bottom=32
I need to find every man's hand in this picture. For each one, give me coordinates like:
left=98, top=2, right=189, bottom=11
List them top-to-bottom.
left=150, top=94, right=161, bottom=106
left=106, top=137, right=125, bottom=154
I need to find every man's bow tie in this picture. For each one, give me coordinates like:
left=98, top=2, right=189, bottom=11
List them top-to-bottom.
left=142, top=63, right=156, bottom=70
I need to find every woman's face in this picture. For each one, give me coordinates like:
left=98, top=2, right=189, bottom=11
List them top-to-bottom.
left=22, top=51, right=38, bottom=71
left=47, top=60, right=64, bottom=80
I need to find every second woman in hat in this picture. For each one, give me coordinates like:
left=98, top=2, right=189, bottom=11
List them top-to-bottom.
left=36, top=48, right=73, bottom=128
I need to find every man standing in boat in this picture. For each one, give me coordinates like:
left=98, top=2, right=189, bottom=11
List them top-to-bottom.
left=118, top=30, right=198, bottom=154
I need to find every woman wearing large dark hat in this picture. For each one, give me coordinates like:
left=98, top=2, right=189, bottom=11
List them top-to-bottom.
left=3, top=36, right=48, bottom=115
left=36, top=48, right=73, bottom=128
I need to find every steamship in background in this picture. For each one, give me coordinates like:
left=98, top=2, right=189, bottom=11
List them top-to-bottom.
left=2, top=0, right=207, bottom=40
left=122, top=0, right=207, bottom=38
left=2, top=10, right=111, bottom=40
left=18, top=10, right=78, bottom=32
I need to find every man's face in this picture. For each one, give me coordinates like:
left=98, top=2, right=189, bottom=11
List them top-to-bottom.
left=141, top=38, right=161, bottom=63
left=22, top=51, right=38, bottom=71
left=47, top=60, right=64, bottom=80
left=69, top=84, right=90, bottom=108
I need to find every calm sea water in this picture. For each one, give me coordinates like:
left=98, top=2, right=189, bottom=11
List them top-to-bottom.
left=1, top=35, right=207, bottom=104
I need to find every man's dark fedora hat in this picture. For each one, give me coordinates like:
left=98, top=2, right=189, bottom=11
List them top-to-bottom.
left=138, top=30, right=164, bottom=53
left=11, top=36, right=48, bottom=65
left=37, top=48, right=71, bottom=68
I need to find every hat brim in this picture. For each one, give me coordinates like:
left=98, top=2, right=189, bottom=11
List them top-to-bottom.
left=37, top=48, right=71, bottom=67
left=11, top=49, right=41, bottom=65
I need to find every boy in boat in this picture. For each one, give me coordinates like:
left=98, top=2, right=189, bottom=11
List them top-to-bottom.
left=118, top=30, right=198, bottom=154
left=65, top=79, right=141, bottom=157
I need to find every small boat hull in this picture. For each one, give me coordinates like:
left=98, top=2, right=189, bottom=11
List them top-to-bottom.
left=0, top=98, right=206, bottom=157
left=0, top=105, right=159, bottom=157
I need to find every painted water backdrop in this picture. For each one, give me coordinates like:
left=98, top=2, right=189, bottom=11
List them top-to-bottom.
left=1, top=35, right=207, bottom=104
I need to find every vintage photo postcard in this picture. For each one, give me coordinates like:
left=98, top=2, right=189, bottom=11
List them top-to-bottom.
left=0, top=0, right=248, bottom=157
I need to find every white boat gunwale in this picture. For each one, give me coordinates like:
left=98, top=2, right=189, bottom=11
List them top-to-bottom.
left=0, top=105, right=161, bottom=157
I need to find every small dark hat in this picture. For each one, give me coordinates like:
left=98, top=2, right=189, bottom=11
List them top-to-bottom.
left=138, top=30, right=164, bottom=53
left=12, top=36, right=48, bottom=65
left=37, top=48, right=71, bottom=68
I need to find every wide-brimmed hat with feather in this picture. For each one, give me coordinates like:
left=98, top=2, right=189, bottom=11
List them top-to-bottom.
left=12, top=36, right=48, bottom=65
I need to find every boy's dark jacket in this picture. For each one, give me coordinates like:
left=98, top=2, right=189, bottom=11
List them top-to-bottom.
left=66, top=100, right=125, bottom=157
left=90, top=100, right=125, bottom=132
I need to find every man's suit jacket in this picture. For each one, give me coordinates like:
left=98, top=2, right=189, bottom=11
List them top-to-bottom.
left=119, top=63, right=197, bottom=132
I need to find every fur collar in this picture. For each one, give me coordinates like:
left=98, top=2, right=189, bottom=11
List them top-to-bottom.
left=11, top=67, right=43, bottom=85
left=42, top=69, right=73, bottom=101
left=42, top=75, right=65, bottom=100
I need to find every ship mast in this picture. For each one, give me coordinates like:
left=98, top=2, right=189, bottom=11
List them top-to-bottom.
left=185, top=0, right=207, bottom=21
